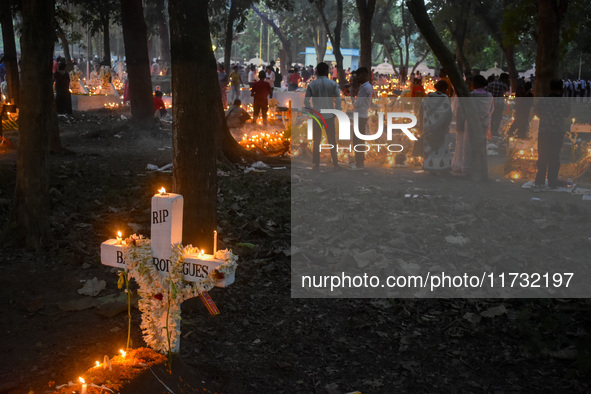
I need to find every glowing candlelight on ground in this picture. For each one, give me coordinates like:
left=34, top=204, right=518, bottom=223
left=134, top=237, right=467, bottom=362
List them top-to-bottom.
left=158, top=187, right=167, bottom=195
left=214, top=230, right=217, bottom=254
left=120, top=349, right=127, bottom=358
left=104, top=355, right=112, bottom=370
left=95, top=361, right=100, bottom=367
left=79, top=377, right=87, bottom=394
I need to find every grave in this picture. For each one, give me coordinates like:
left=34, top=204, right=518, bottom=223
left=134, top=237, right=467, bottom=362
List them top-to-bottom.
left=100, top=188, right=237, bottom=353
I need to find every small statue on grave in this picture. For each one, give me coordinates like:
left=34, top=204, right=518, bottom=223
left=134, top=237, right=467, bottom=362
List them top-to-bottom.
left=69, top=65, right=88, bottom=94
left=89, top=65, right=100, bottom=89
left=100, top=65, right=112, bottom=90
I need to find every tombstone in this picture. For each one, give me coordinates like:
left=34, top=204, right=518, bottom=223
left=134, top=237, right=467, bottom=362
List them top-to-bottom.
left=70, top=66, right=89, bottom=94
left=98, top=66, right=119, bottom=96
left=100, top=189, right=236, bottom=353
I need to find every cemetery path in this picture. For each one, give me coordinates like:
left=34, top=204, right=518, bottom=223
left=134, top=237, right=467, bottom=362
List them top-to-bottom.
left=0, top=110, right=590, bottom=393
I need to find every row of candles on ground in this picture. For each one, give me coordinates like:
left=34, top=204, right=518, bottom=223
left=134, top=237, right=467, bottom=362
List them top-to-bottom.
left=239, top=131, right=289, bottom=154
left=114, top=187, right=218, bottom=256
left=65, top=349, right=127, bottom=394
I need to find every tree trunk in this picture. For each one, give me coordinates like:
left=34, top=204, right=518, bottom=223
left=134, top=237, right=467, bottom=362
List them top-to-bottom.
left=0, top=0, right=20, bottom=106
left=13, top=0, right=55, bottom=248
left=121, top=0, right=155, bottom=127
left=155, top=0, right=171, bottom=65
left=168, top=0, right=217, bottom=251
left=223, top=0, right=238, bottom=74
left=317, top=0, right=346, bottom=84
left=355, top=0, right=376, bottom=68
left=406, top=0, right=487, bottom=181
left=533, top=0, right=567, bottom=97
left=252, top=6, right=292, bottom=78
left=102, top=12, right=111, bottom=65
left=312, top=18, right=326, bottom=64
left=57, top=30, right=72, bottom=63
left=503, top=45, right=518, bottom=93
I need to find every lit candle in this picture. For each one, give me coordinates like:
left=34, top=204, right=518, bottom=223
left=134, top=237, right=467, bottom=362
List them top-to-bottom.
left=159, top=187, right=167, bottom=196
left=213, top=230, right=217, bottom=255
left=116, top=231, right=122, bottom=245
left=120, top=349, right=127, bottom=358
left=95, top=361, right=100, bottom=368
left=79, top=377, right=87, bottom=394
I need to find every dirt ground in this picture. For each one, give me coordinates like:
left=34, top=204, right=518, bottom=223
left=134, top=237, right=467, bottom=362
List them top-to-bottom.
left=1, top=109, right=591, bottom=393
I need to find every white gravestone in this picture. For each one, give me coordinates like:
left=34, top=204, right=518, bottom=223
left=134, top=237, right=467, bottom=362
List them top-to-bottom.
left=101, top=191, right=234, bottom=286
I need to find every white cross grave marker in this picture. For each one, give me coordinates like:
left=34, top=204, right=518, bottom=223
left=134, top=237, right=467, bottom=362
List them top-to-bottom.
left=100, top=189, right=235, bottom=352
left=101, top=190, right=234, bottom=286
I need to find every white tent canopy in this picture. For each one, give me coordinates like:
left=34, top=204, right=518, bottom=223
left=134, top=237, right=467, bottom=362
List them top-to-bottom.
left=246, top=57, right=267, bottom=66
left=372, top=62, right=395, bottom=74
left=480, top=62, right=504, bottom=79
left=413, top=63, right=435, bottom=76
left=519, top=64, right=536, bottom=79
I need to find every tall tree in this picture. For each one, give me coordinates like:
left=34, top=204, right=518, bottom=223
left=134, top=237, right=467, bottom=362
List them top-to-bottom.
left=0, top=0, right=20, bottom=106
left=13, top=0, right=56, bottom=248
left=79, top=0, right=120, bottom=65
left=121, top=0, right=155, bottom=126
left=155, top=0, right=171, bottom=65
left=168, top=0, right=218, bottom=251
left=220, top=0, right=251, bottom=74
left=316, top=0, right=346, bottom=84
left=355, top=0, right=377, bottom=68
left=406, top=0, right=488, bottom=181
left=474, top=0, right=522, bottom=92
left=533, top=0, right=568, bottom=97
left=252, top=5, right=292, bottom=77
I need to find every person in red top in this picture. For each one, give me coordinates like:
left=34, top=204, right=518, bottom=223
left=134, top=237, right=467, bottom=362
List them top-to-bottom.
left=288, top=68, right=301, bottom=91
left=251, top=70, right=273, bottom=126
left=410, top=77, right=426, bottom=97
left=153, top=90, right=167, bottom=118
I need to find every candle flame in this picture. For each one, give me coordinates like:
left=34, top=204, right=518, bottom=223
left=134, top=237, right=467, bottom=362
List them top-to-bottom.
left=159, top=187, right=166, bottom=195
left=117, top=231, right=122, bottom=239
left=201, top=249, right=205, bottom=255
left=120, top=349, right=126, bottom=358
left=96, top=361, right=100, bottom=367
left=79, top=377, right=85, bottom=384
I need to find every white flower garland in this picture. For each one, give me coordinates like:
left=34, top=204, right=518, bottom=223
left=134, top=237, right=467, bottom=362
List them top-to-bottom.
left=122, top=235, right=238, bottom=353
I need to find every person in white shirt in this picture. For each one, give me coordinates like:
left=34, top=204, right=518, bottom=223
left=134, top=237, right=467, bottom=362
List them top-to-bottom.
left=304, top=62, right=342, bottom=171
left=265, top=65, right=275, bottom=89
left=248, top=66, right=257, bottom=87
left=352, top=66, right=375, bottom=170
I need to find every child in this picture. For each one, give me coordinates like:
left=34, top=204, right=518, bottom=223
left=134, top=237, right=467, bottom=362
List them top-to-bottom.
left=153, top=90, right=167, bottom=118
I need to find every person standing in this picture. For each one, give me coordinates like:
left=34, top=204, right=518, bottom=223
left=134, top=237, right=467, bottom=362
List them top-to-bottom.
left=54, top=62, right=72, bottom=114
left=303, top=62, right=342, bottom=171
left=218, top=64, right=229, bottom=108
left=229, top=65, right=242, bottom=103
left=248, top=65, right=257, bottom=87
left=265, top=65, right=275, bottom=89
left=351, top=66, right=374, bottom=170
left=274, top=67, right=282, bottom=88
left=288, top=68, right=301, bottom=91
left=251, top=70, right=273, bottom=126
left=486, top=72, right=509, bottom=137
left=452, top=75, right=493, bottom=176
left=417, top=80, right=453, bottom=172
left=534, top=80, right=571, bottom=189
left=507, top=81, right=533, bottom=139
